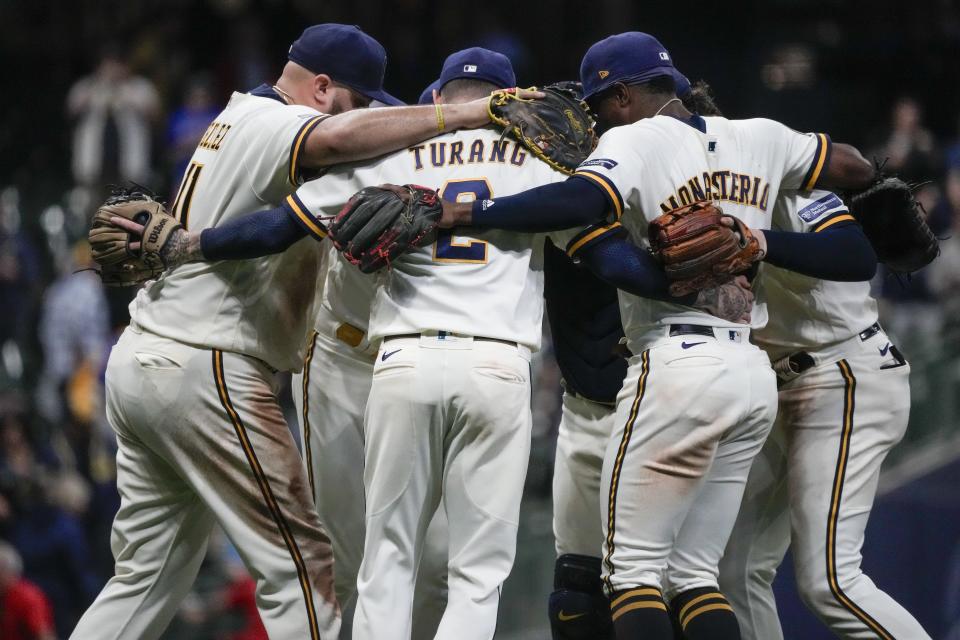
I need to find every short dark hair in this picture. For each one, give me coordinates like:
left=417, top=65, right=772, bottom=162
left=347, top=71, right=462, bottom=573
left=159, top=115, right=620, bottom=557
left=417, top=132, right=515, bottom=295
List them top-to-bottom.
left=586, top=74, right=676, bottom=111
left=637, top=74, right=675, bottom=96
left=440, top=78, right=499, bottom=102
left=331, top=80, right=372, bottom=109
left=681, top=80, right=723, bottom=117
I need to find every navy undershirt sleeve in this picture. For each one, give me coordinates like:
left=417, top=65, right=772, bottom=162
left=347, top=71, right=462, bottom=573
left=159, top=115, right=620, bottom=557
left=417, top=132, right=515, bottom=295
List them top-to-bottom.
left=469, top=176, right=610, bottom=232
left=199, top=206, right=308, bottom=261
left=763, top=223, right=877, bottom=281
left=576, top=234, right=696, bottom=304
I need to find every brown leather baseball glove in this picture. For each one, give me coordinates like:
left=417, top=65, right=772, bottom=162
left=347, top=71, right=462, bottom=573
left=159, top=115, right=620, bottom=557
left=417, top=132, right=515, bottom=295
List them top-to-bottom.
left=88, top=186, right=182, bottom=286
left=648, top=202, right=762, bottom=296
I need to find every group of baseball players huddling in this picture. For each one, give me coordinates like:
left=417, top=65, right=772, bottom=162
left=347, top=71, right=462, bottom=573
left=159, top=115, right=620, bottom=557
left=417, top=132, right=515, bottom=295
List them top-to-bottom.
left=74, top=20, right=939, bottom=640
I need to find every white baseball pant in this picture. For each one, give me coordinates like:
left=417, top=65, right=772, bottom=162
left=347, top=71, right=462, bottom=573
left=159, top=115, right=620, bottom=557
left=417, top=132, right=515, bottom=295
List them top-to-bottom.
left=293, top=320, right=448, bottom=639
left=71, top=325, right=339, bottom=640
left=601, top=328, right=777, bottom=599
left=720, top=328, right=931, bottom=639
left=353, top=334, right=533, bottom=640
left=553, top=391, right=617, bottom=558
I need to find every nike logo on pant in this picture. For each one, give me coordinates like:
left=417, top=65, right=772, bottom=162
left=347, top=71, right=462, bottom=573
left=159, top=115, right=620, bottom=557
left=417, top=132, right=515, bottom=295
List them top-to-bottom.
left=879, top=343, right=891, bottom=356
left=381, top=349, right=401, bottom=362
left=557, top=611, right=587, bottom=621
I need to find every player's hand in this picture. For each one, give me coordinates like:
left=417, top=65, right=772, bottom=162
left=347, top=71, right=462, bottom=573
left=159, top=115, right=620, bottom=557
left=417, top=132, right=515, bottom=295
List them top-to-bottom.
left=459, top=88, right=546, bottom=129
left=438, top=199, right=473, bottom=229
left=108, top=215, right=200, bottom=268
left=109, top=215, right=146, bottom=251
left=720, top=215, right=767, bottom=260
left=693, top=275, right=753, bottom=324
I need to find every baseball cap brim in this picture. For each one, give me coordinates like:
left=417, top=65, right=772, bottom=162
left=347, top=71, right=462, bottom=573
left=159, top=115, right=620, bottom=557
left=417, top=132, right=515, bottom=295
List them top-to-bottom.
left=583, top=64, right=676, bottom=100
left=360, top=87, right=404, bottom=106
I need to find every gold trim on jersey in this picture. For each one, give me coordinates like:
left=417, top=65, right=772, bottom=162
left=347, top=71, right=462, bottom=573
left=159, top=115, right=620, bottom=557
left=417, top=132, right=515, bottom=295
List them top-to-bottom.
left=289, top=115, right=328, bottom=186
left=803, top=133, right=831, bottom=192
left=574, top=170, right=623, bottom=219
left=285, top=194, right=328, bottom=240
left=814, top=213, right=855, bottom=232
left=566, top=222, right=623, bottom=258
left=301, top=332, right=319, bottom=499
left=212, top=350, right=321, bottom=640
left=602, top=350, right=650, bottom=592
left=826, top=360, right=896, bottom=640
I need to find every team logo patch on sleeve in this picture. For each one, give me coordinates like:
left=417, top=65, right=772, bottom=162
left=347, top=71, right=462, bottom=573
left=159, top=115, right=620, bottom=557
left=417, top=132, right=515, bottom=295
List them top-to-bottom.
left=578, top=158, right=618, bottom=171
left=798, top=192, right=845, bottom=222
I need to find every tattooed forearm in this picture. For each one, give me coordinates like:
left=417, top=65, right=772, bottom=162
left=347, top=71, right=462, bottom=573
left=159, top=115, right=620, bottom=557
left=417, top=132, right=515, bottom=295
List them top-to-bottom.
left=160, top=229, right=204, bottom=269
left=694, top=280, right=753, bottom=324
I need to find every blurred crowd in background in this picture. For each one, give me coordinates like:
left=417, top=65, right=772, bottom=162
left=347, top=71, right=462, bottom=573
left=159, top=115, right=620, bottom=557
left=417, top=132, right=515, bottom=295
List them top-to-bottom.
left=2, top=0, right=960, bottom=637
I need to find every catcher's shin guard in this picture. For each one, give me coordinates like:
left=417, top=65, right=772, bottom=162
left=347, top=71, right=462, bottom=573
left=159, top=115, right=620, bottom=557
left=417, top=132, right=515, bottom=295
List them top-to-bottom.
left=548, top=554, right=613, bottom=639
left=670, top=587, right=740, bottom=640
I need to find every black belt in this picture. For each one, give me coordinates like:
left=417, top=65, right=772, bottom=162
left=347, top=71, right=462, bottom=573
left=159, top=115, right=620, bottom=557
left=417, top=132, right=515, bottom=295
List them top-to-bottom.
left=777, top=322, right=884, bottom=381
left=859, top=322, right=881, bottom=342
left=668, top=324, right=716, bottom=338
left=385, top=332, right=519, bottom=348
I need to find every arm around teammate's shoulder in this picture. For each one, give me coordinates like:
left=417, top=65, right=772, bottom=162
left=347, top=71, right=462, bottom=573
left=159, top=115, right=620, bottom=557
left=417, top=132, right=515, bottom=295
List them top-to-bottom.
left=299, top=99, right=492, bottom=169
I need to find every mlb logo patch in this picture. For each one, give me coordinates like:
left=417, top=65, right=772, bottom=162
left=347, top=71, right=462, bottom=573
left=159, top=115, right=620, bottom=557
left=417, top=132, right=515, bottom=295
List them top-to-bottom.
left=464, top=64, right=477, bottom=73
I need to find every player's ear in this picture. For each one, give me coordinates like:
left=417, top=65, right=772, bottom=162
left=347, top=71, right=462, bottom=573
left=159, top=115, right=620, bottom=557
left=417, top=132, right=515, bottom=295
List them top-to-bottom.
left=313, top=74, right=333, bottom=97
left=614, top=82, right=632, bottom=107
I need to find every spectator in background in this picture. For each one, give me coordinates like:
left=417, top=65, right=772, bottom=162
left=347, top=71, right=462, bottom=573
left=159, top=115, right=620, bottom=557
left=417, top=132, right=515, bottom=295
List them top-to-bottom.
left=67, top=44, right=160, bottom=190
left=166, top=75, right=219, bottom=197
left=875, top=97, right=939, bottom=182
left=928, top=169, right=960, bottom=338
left=0, top=190, right=42, bottom=372
left=36, top=241, right=110, bottom=470
left=8, top=471, right=100, bottom=636
left=0, top=542, right=56, bottom=640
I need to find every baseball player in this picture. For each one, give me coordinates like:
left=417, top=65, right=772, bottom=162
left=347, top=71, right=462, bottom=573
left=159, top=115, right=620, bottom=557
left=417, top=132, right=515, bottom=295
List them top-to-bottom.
left=75, top=24, right=514, bottom=640
left=437, top=31, right=882, bottom=640
left=290, top=50, right=514, bottom=637
left=277, top=54, right=644, bottom=639
left=718, top=189, right=931, bottom=640
left=545, top=237, right=625, bottom=640
left=291, top=240, right=449, bottom=640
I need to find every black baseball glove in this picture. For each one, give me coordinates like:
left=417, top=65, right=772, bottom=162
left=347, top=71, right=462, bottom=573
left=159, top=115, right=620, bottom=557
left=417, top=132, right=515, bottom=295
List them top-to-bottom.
left=488, top=84, right=597, bottom=175
left=848, top=176, right=939, bottom=273
left=327, top=184, right=442, bottom=273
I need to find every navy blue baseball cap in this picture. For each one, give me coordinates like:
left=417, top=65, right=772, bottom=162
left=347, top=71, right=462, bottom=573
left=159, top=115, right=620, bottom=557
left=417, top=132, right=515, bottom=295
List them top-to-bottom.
left=288, top=24, right=402, bottom=106
left=580, top=32, right=688, bottom=101
left=436, top=47, right=516, bottom=91
left=418, top=80, right=441, bottom=105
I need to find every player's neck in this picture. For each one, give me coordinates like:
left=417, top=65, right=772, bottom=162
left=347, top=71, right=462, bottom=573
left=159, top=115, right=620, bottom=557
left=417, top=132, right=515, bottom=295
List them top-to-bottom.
left=653, top=97, right=690, bottom=120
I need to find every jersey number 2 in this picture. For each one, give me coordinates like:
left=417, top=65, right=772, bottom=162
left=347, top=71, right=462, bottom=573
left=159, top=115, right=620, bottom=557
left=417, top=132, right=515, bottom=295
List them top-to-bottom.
left=433, top=179, right=490, bottom=263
